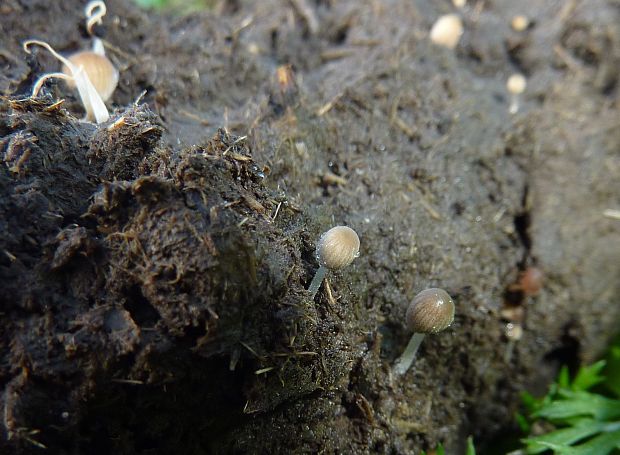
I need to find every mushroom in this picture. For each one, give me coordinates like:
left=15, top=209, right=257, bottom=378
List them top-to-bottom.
left=75, top=0, right=119, bottom=102
left=21, top=1, right=118, bottom=124
left=430, top=14, right=464, bottom=49
left=511, top=15, right=530, bottom=32
left=23, top=40, right=111, bottom=124
left=61, top=49, right=119, bottom=102
left=507, top=73, right=527, bottom=114
left=307, top=226, right=360, bottom=300
left=394, top=288, right=455, bottom=375
left=503, top=321, right=524, bottom=362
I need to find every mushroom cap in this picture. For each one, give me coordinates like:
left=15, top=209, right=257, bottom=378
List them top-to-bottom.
left=430, top=14, right=464, bottom=49
left=511, top=15, right=529, bottom=32
left=63, top=51, right=118, bottom=101
left=507, top=73, right=527, bottom=95
left=316, top=226, right=360, bottom=270
left=406, top=288, right=455, bottom=334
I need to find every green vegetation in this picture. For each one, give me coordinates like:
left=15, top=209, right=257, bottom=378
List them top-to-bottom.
left=134, top=0, right=217, bottom=13
left=519, top=336, right=620, bottom=454
left=422, top=436, right=476, bottom=455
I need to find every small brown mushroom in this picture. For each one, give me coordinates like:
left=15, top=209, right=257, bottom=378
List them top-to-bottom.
left=22, top=1, right=117, bottom=124
left=23, top=39, right=111, bottom=124
left=62, top=51, right=118, bottom=102
left=307, top=226, right=360, bottom=299
left=394, top=288, right=455, bottom=375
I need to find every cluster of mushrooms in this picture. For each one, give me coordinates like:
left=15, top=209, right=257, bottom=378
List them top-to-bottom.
left=22, top=1, right=530, bottom=124
left=23, top=1, right=118, bottom=123
left=19, top=2, right=460, bottom=378
left=430, top=3, right=529, bottom=114
left=308, top=226, right=455, bottom=376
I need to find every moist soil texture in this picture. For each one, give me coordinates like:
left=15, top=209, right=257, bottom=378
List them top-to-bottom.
left=1, top=0, right=619, bottom=454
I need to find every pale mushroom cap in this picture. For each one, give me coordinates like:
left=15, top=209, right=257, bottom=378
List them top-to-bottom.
left=452, top=0, right=466, bottom=8
left=430, top=14, right=464, bottom=49
left=511, top=15, right=529, bottom=32
left=63, top=51, right=118, bottom=101
left=507, top=73, right=527, bottom=94
left=316, top=226, right=360, bottom=270
left=406, top=288, right=455, bottom=334
left=505, top=323, right=523, bottom=341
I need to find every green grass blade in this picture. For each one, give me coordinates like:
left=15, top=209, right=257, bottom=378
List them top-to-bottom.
left=604, top=345, right=620, bottom=398
left=571, top=361, right=606, bottom=391
left=558, top=366, right=571, bottom=389
left=536, top=391, right=620, bottom=421
left=516, top=412, right=531, bottom=433
left=523, top=419, right=605, bottom=454
left=567, top=428, right=620, bottom=455
left=465, top=436, right=476, bottom=455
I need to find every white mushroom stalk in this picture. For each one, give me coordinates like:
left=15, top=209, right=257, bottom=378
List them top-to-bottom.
left=92, top=38, right=106, bottom=56
left=23, top=39, right=110, bottom=124
left=507, top=73, right=527, bottom=115
left=307, top=266, right=327, bottom=299
left=394, top=332, right=427, bottom=376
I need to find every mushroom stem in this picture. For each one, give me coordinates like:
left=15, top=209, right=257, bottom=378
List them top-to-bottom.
left=92, top=38, right=105, bottom=56
left=509, top=94, right=520, bottom=114
left=307, top=266, right=327, bottom=300
left=394, top=332, right=426, bottom=375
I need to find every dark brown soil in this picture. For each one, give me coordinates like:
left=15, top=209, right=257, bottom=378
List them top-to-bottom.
left=1, top=0, right=619, bottom=454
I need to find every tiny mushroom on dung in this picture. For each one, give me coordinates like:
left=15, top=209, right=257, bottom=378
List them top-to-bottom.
left=75, top=0, right=119, bottom=102
left=22, top=1, right=118, bottom=124
left=430, top=14, right=464, bottom=50
left=511, top=15, right=530, bottom=32
left=23, top=40, right=111, bottom=124
left=61, top=49, right=119, bottom=103
left=507, top=73, right=527, bottom=114
left=507, top=73, right=526, bottom=93
left=307, top=226, right=360, bottom=300
left=394, top=288, right=455, bottom=375
left=503, top=322, right=524, bottom=362
left=505, top=322, right=523, bottom=341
